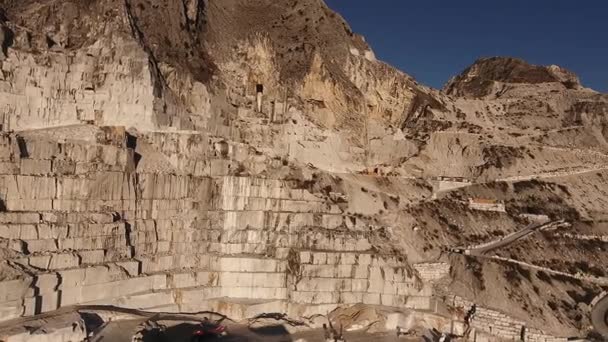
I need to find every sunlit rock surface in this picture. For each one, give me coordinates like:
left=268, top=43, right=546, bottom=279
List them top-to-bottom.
left=0, top=0, right=607, bottom=341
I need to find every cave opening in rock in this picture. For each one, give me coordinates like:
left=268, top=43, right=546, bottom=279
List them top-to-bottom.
left=256, top=84, right=264, bottom=113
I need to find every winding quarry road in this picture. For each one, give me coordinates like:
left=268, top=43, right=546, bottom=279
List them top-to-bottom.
left=450, top=220, right=608, bottom=338
left=464, top=220, right=564, bottom=256
left=591, top=293, right=608, bottom=338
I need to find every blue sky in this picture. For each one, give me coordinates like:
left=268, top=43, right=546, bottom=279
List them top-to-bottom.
left=325, top=0, right=608, bottom=92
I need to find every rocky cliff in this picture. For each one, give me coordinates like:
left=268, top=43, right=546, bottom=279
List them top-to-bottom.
left=0, top=0, right=607, bottom=341
left=444, top=57, right=583, bottom=97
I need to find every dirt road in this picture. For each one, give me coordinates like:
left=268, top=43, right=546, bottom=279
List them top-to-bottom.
left=466, top=220, right=564, bottom=256
left=591, top=294, right=608, bottom=338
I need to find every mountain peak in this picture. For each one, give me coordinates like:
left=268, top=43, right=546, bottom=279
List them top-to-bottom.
left=444, top=56, right=582, bottom=97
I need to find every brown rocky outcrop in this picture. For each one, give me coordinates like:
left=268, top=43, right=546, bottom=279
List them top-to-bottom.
left=444, top=57, right=582, bottom=97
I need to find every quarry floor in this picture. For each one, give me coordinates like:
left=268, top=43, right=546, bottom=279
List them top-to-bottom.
left=92, top=319, right=418, bottom=342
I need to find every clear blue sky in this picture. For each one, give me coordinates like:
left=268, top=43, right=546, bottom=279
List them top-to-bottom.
left=325, top=0, right=608, bottom=92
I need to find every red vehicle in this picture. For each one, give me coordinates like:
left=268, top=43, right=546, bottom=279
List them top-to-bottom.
left=190, top=320, right=228, bottom=341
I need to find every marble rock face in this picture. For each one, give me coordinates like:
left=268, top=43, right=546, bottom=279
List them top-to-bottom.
left=0, top=1, right=606, bottom=341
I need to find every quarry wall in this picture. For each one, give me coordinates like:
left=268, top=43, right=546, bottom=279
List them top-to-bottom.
left=0, top=128, right=435, bottom=322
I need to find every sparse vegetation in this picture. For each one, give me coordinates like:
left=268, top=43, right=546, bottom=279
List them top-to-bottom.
left=465, top=256, right=485, bottom=290
left=536, top=271, right=553, bottom=284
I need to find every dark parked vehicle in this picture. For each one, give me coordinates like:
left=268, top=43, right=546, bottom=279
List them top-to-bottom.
left=190, top=320, right=228, bottom=341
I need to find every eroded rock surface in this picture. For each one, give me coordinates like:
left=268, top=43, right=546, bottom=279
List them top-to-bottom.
left=0, top=1, right=607, bottom=341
